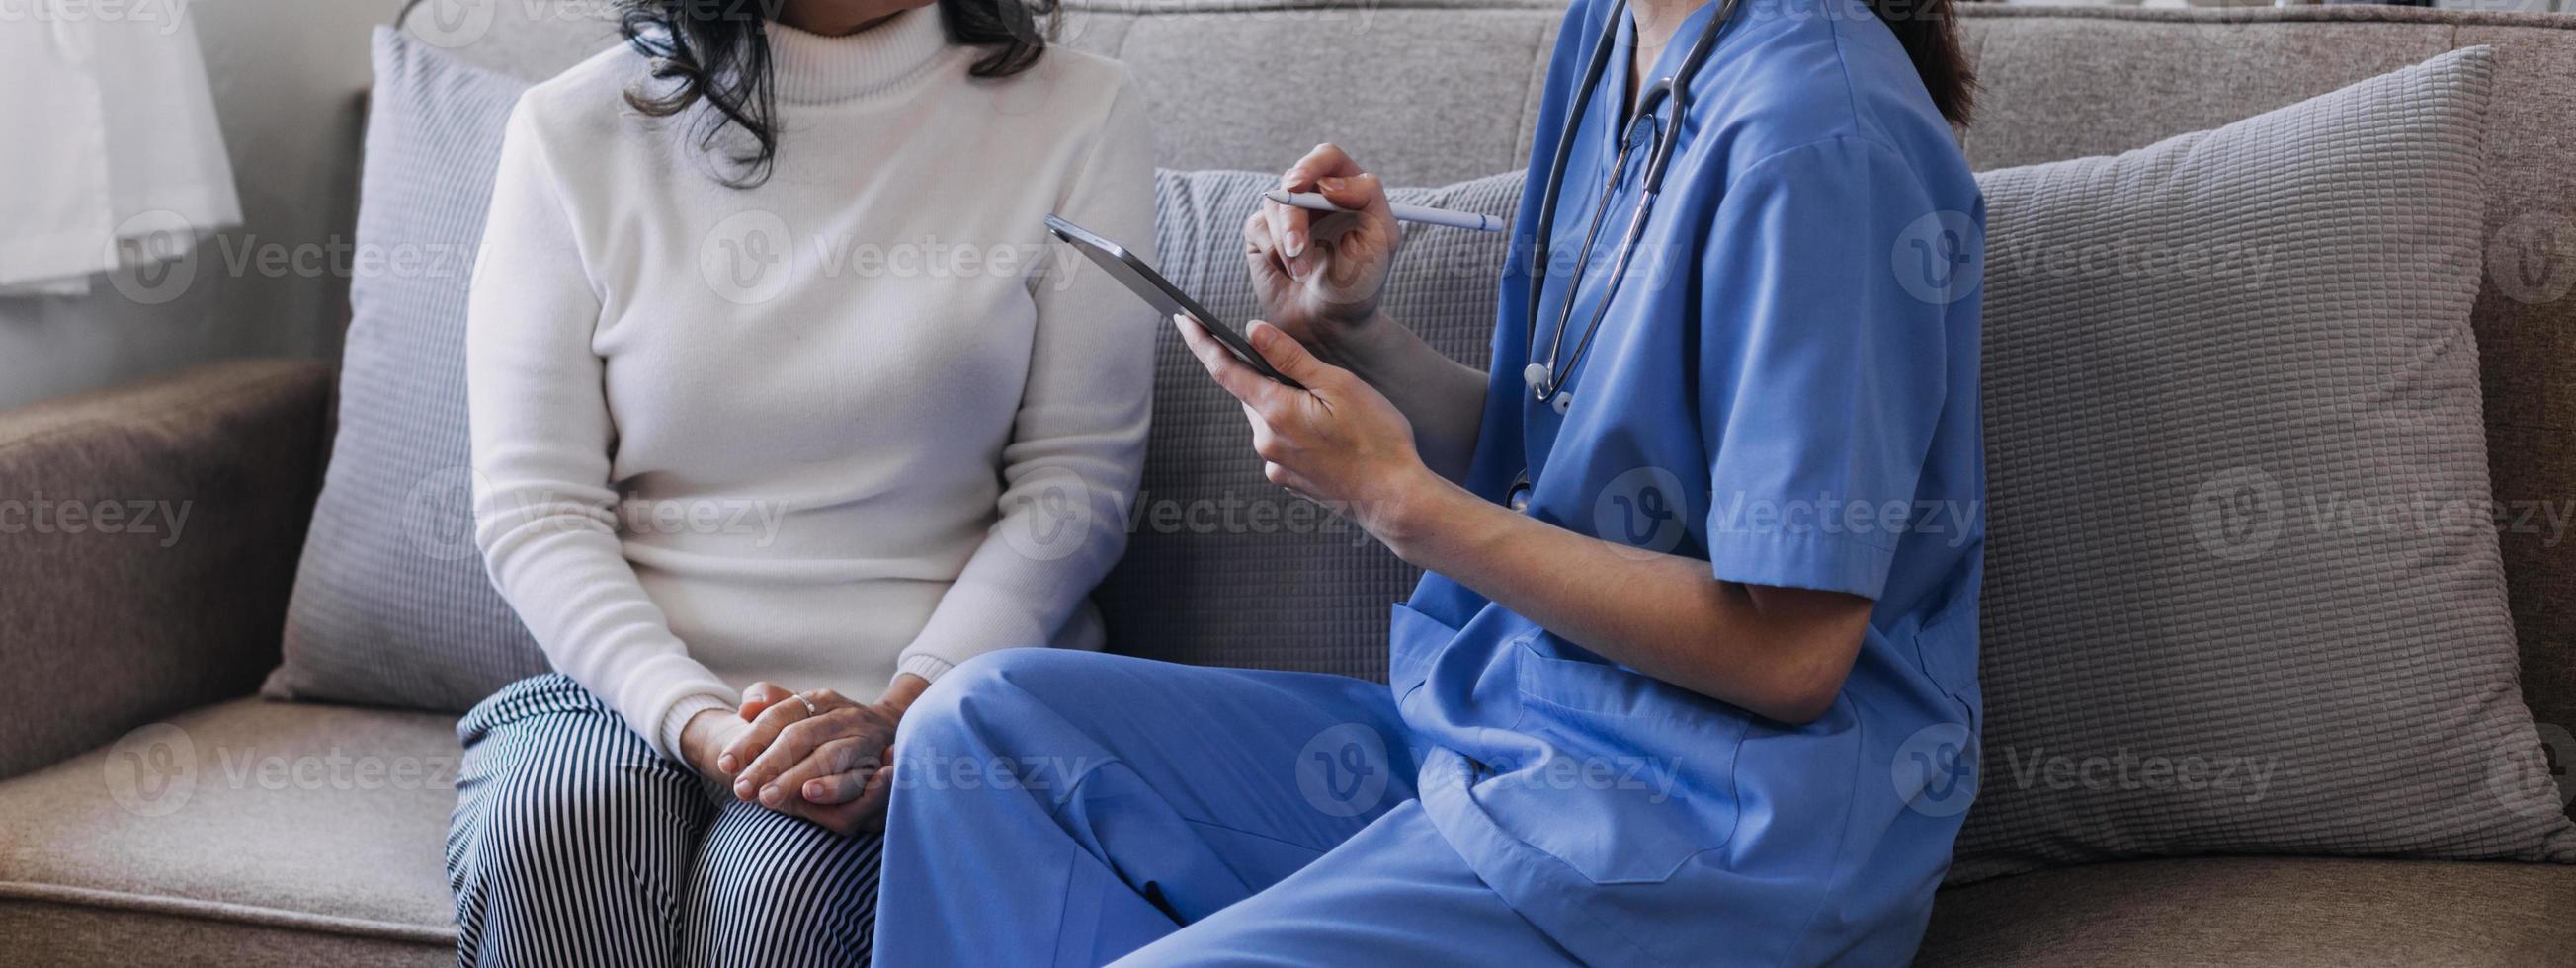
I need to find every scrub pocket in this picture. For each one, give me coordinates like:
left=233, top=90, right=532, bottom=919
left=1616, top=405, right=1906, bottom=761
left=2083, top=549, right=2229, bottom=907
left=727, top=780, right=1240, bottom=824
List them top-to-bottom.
left=1499, top=633, right=1747, bottom=885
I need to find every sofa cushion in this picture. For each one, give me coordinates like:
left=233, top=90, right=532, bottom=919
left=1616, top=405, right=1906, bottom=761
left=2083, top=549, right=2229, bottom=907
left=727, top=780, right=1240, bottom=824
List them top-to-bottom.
left=1956, top=3, right=2576, bottom=827
left=266, top=28, right=551, bottom=713
left=1953, top=45, right=2576, bottom=882
left=1095, top=169, right=1522, bottom=680
left=0, top=361, right=331, bottom=783
left=0, top=694, right=460, bottom=962
left=0, top=698, right=458, bottom=964
left=8, top=703, right=2561, bottom=968
left=1916, top=856, right=2576, bottom=968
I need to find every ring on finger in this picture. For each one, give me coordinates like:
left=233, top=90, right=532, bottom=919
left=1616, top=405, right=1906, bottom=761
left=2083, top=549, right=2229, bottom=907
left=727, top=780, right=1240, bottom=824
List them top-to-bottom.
left=790, top=692, right=820, bottom=717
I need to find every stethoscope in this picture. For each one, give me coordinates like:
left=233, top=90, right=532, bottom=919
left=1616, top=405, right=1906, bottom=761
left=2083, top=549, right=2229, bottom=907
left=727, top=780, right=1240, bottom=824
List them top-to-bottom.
left=1508, top=0, right=1741, bottom=514
left=1520, top=0, right=1743, bottom=415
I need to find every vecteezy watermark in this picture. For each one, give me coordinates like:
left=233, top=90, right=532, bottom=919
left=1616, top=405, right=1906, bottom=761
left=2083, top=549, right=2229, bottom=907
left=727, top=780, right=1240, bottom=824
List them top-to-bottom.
left=0, top=0, right=193, bottom=34
left=401, top=0, right=624, bottom=49
left=403, top=0, right=499, bottom=47
left=697, top=207, right=1087, bottom=305
left=700, top=208, right=796, bottom=305
left=99, top=209, right=484, bottom=306
left=107, top=209, right=204, bottom=306
left=1891, top=209, right=1984, bottom=306
left=2488, top=212, right=2574, bottom=307
left=1502, top=232, right=1694, bottom=298
left=1985, top=232, right=2284, bottom=295
left=208, top=233, right=475, bottom=283
left=2189, top=465, right=2572, bottom=560
left=403, top=466, right=484, bottom=562
left=405, top=466, right=793, bottom=562
left=1000, top=466, right=1095, bottom=563
left=1594, top=466, right=1692, bottom=559
left=2190, top=466, right=2286, bottom=562
left=976, top=471, right=1387, bottom=565
left=1114, top=488, right=1380, bottom=548
left=1707, top=492, right=1985, bottom=550
left=0, top=495, right=192, bottom=547
left=2486, top=721, right=2575, bottom=823
left=105, top=722, right=460, bottom=816
left=1297, top=722, right=1394, bottom=817
left=1892, top=722, right=1978, bottom=818
left=104, top=723, right=196, bottom=817
left=1994, top=746, right=2280, bottom=805
left=879, top=750, right=1113, bottom=795
left=1475, top=751, right=1686, bottom=805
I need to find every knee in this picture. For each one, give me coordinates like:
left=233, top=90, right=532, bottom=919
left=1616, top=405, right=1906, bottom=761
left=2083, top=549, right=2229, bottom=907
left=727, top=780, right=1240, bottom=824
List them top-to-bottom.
left=891, top=649, right=1112, bottom=795
left=895, top=649, right=1090, bottom=757
left=451, top=719, right=687, bottom=875
left=690, top=834, right=863, bottom=936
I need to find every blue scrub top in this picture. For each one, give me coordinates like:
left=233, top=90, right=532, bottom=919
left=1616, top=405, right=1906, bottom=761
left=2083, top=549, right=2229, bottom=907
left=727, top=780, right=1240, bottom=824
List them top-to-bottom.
left=1390, top=0, right=1986, bottom=962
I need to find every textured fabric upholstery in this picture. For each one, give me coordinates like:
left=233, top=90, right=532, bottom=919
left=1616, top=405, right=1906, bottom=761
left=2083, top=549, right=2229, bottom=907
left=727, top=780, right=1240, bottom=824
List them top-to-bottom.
left=1054, top=3, right=1565, bottom=185
left=1958, top=6, right=2576, bottom=776
left=267, top=29, right=551, bottom=713
left=1953, top=47, right=2575, bottom=881
left=1096, top=169, right=1522, bottom=680
left=0, top=361, right=331, bottom=783
left=3, top=698, right=2564, bottom=968
left=0, top=699, right=457, bottom=966
left=1916, top=856, right=2576, bottom=968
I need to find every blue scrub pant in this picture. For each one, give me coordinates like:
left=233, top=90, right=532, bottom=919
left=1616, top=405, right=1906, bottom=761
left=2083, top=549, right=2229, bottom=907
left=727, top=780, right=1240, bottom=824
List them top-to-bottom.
left=872, top=650, right=1577, bottom=966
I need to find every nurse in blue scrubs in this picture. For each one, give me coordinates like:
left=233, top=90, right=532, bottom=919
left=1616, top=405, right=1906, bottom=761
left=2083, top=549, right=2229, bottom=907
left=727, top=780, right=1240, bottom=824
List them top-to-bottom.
left=870, top=0, right=1985, bottom=961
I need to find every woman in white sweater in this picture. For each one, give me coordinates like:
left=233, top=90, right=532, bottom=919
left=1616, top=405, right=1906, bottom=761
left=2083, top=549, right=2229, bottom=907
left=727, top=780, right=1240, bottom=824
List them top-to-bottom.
left=445, top=0, right=1156, bottom=962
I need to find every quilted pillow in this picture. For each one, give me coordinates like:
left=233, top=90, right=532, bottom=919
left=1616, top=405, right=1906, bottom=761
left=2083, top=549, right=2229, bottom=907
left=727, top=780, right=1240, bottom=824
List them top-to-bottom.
left=264, top=28, right=549, bottom=711
left=1952, top=45, right=2576, bottom=880
left=1095, top=169, right=1522, bottom=680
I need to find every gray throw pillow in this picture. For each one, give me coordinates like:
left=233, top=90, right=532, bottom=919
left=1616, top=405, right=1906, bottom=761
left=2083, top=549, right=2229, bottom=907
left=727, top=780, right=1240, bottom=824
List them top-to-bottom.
left=264, top=28, right=549, bottom=711
left=1952, top=45, right=2576, bottom=881
left=1096, top=169, right=1522, bottom=680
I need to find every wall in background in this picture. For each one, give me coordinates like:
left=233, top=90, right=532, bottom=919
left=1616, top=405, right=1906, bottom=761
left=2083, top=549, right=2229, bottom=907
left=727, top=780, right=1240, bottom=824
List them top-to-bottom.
left=0, top=1, right=389, bottom=412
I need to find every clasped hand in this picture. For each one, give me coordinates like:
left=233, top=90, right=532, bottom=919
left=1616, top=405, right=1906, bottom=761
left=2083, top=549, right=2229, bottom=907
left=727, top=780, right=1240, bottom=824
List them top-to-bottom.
left=679, top=675, right=929, bottom=836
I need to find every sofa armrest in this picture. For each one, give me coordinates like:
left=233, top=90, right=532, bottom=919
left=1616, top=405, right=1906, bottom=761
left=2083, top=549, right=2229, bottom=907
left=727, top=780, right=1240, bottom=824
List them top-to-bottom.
left=0, top=360, right=332, bottom=781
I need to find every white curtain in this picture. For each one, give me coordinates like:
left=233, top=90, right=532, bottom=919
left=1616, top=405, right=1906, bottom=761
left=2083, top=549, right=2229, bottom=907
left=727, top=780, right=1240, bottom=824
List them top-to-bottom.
left=0, top=1, right=242, bottom=296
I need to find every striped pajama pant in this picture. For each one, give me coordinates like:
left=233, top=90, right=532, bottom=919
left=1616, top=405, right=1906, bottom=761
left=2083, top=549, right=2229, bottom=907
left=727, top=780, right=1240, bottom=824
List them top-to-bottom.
left=446, top=674, right=881, bottom=968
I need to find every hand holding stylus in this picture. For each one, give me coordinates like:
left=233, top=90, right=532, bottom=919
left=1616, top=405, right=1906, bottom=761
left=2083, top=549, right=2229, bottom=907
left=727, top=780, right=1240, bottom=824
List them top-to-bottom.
left=1245, top=143, right=1405, bottom=365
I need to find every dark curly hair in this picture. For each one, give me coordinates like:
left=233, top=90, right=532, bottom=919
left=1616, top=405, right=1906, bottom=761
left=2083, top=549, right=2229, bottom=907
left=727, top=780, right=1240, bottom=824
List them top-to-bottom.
left=618, top=0, right=1058, bottom=187
left=1865, top=0, right=1975, bottom=127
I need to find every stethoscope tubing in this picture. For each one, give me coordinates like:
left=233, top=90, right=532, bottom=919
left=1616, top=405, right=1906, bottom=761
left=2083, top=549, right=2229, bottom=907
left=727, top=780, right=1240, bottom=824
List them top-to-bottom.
left=1523, top=0, right=1743, bottom=403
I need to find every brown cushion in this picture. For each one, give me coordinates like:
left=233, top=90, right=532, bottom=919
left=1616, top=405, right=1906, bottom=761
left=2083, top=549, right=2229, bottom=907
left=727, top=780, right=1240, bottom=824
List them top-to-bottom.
left=0, top=360, right=330, bottom=783
left=0, top=698, right=457, bottom=963
left=1919, top=856, right=2576, bottom=967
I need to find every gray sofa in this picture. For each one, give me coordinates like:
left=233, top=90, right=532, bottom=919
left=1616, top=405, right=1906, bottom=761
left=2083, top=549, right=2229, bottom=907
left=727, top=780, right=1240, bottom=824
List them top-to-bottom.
left=3, top=3, right=2573, bottom=965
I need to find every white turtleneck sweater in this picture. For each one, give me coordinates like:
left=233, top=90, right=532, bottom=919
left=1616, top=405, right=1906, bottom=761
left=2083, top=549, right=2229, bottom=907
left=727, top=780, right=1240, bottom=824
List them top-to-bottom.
left=465, top=10, right=1157, bottom=760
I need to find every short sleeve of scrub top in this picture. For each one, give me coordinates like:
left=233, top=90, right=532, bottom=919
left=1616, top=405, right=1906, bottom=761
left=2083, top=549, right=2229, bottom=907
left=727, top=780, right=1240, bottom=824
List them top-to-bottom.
left=1697, top=138, right=1956, bottom=602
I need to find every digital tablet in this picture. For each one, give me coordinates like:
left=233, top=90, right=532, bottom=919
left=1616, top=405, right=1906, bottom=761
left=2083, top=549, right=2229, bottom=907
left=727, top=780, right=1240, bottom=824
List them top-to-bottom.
left=1044, top=214, right=1305, bottom=390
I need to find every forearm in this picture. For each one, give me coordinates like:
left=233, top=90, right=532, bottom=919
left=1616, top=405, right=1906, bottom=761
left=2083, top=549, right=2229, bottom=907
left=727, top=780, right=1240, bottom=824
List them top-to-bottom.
left=1318, top=313, right=1488, bottom=482
left=1379, top=478, right=1864, bottom=724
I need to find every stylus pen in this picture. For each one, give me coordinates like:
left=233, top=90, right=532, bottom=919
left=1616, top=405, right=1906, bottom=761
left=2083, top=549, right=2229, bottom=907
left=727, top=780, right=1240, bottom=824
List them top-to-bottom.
left=1262, top=190, right=1505, bottom=233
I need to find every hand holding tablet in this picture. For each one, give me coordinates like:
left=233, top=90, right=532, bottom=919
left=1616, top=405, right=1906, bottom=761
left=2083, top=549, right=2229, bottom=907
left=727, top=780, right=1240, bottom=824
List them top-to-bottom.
left=1043, top=213, right=1306, bottom=390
